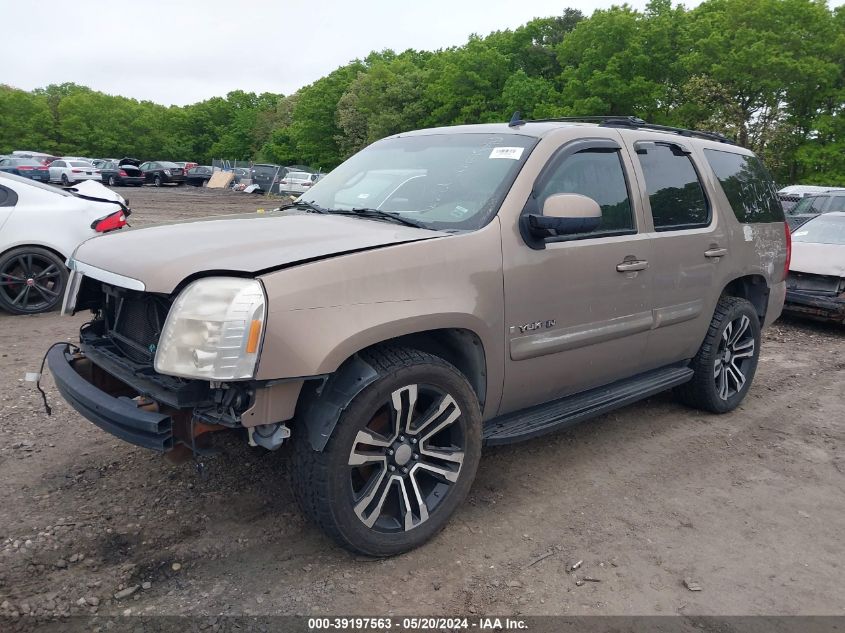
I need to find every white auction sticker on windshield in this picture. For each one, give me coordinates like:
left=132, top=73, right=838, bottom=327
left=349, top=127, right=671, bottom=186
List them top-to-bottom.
left=489, top=147, right=524, bottom=160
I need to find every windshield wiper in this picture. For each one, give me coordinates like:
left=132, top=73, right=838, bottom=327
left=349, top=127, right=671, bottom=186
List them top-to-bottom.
left=277, top=199, right=328, bottom=214
left=329, top=207, right=429, bottom=229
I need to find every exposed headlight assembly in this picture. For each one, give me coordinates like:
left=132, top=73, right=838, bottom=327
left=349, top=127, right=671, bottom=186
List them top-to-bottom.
left=155, top=277, right=266, bottom=381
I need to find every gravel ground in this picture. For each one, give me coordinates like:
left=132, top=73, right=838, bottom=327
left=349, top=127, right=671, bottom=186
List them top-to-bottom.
left=0, top=187, right=843, bottom=628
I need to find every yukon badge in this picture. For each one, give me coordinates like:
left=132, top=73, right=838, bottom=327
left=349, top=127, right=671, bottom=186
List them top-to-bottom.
left=509, top=319, right=556, bottom=335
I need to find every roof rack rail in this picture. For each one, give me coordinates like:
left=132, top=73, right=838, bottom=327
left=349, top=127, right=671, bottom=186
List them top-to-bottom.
left=527, top=115, right=737, bottom=145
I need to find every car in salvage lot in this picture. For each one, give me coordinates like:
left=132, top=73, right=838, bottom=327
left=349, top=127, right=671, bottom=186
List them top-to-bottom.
left=47, top=118, right=788, bottom=557
left=0, top=157, right=52, bottom=182
left=99, top=158, right=145, bottom=187
left=48, top=159, right=101, bottom=186
left=138, top=161, right=186, bottom=186
left=0, top=172, right=129, bottom=314
left=784, top=212, right=845, bottom=324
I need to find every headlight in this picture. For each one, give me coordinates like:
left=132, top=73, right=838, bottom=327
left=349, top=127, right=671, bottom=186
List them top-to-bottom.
left=154, top=277, right=266, bottom=380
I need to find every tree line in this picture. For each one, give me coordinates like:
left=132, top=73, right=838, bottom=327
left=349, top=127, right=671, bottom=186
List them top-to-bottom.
left=1, top=0, right=842, bottom=185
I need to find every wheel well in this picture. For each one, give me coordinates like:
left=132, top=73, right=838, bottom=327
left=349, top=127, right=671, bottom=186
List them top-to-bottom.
left=0, top=243, right=68, bottom=266
left=722, top=275, right=769, bottom=323
left=294, top=328, right=488, bottom=451
left=362, top=328, right=488, bottom=410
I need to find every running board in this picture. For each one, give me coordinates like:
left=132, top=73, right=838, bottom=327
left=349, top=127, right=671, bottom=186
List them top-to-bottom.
left=483, top=365, right=694, bottom=445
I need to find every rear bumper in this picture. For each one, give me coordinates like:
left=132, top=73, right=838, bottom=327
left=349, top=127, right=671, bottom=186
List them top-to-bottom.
left=118, top=176, right=145, bottom=185
left=784, top=289, right=845, bottom=323
left=47, top=345, right=174, bottom=451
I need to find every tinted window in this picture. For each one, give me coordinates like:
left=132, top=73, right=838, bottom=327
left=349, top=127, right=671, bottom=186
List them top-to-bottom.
left=636, top=143, right=709, bottom=230
left=535, top=149, right=633, bottom=235
left=704, top=149, right=784, bottom=223
left=159, top=161, right=178, bottom=168
left=0, top=185, right=16, bottom=206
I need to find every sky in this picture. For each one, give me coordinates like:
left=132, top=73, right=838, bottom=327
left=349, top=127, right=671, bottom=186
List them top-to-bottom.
left=3, top=0, right=705, bottom=107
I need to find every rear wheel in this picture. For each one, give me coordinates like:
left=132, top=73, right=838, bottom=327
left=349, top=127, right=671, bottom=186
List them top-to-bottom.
left=60, top=174, right=70, bottom=186
left=108, top=175, right=116, bottom=186
left=154, top=176, right=162, bottom=187
left=0, top=247, right=67, bottom=315
left=676, top=296, right=761, bottom=413
left=292, top=347, right=482, bottom=557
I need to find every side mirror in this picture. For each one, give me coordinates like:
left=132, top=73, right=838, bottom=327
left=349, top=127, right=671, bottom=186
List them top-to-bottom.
left=526, top=193, right=602, bottom=237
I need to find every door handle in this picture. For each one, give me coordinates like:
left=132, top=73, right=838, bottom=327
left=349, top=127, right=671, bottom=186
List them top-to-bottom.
left=705, top=247, right=728, bottom=258
left=616, top=260, right=649, bottom=272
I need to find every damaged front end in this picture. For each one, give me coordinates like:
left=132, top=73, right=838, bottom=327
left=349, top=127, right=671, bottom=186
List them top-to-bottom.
left=784, top=271, right=845, bottom=323
left=47, top=275, right=302, bottom=459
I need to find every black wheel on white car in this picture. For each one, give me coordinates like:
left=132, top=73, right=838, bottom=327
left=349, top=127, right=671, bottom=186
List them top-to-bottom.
left=60, top=174, right=70, bottom=186
left=154, top=176, right=162, bottom=187
left=0, top=247, right=67, bottom=315
left=676, top=296, right=761, bottom=413
left=291, top=347, right=482, bottom=557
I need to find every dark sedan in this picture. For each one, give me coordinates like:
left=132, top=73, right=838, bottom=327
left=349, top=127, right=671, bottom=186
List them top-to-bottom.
left=0, top=158, right=51, bottom=182
left=99, top=158, right=145, bottom=187
left=138, top=161, right=186, bottom=186
left=185, top=165, right=214, bottom=187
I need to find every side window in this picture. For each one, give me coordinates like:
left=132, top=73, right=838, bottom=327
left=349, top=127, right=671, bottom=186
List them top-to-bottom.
left=636, top=142, right=709, bottom=230
left=536, top=149, right=634, bottom=236
left=703, top=149, right=784, bottom=223
left=0, top=185, right=18, bottom=207
left=811, top=196, right=830, bottom=213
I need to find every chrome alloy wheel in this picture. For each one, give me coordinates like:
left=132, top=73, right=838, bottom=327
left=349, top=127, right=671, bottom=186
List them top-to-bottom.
left=714, top=314, right=755, bottom=400
left=347, top=384, right=465, bottom=533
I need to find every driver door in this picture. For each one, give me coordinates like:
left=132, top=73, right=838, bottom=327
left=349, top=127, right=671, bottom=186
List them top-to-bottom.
left=499, top=138, right=653, bottom=414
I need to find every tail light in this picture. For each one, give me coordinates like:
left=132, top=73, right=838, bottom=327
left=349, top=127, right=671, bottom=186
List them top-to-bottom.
left=17, top=166, right=34, bottom=171
left=72, top=169, right=83, bottom=173
left=119, top=170, right=128, bottom=177
left=91, top=210, right=127, bottom=233
left=783, top=221, right=792, bottom=281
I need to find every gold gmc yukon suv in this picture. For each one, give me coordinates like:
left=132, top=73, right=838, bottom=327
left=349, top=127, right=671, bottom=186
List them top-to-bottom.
left=48, top=117, right=790, bottom=556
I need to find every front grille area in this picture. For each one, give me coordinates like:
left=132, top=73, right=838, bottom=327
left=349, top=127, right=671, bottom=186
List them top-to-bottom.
left=102, top=286, right=172, bottom=365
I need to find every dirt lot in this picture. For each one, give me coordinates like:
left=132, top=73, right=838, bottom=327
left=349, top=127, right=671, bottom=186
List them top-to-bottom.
left=1, top=186, right=843, bottom=625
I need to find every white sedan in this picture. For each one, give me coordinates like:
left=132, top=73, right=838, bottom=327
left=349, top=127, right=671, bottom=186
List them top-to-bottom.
left=49, top=159, right=102, bottom=186
left=0, top=172, right=128, bottom=314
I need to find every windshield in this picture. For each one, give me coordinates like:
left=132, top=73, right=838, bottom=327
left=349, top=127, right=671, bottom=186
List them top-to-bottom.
left=301, top=133, right=537, bottom=231
left=159, top=161, right=179, bottom=168
left=792, top=215, right=845, bottom=245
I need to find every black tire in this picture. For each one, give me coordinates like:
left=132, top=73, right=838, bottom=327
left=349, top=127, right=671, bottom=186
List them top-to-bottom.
left=60, top=174, right=70, bottom=186
left=108, top=175, right=116, bottom=186
left=154, top=176, right=162, bottom=187
left=175, top=181, right=185, bottom=186
left=0, top=247, right=68, bottom=315
left=676, top=296, right=761, bottom=413
left=291, top=346, right=482, bottom=557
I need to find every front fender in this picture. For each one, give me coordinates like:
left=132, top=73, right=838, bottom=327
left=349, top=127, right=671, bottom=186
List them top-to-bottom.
left=256, top=223, right=505, bottom=415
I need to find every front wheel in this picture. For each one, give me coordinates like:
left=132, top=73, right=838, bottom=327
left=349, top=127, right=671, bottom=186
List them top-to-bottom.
left=676, top=296, right=761, bottom=413
left=292, top=347, right=482, bottom=557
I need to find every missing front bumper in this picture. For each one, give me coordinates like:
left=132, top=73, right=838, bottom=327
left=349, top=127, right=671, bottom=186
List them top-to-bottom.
left=783, top=290, right=845, bottom=323
left=47, top=345, right=175, bottom=451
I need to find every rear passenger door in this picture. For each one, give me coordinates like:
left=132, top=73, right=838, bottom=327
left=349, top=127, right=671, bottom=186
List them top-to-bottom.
left=624, top=138, right=727, bottom=369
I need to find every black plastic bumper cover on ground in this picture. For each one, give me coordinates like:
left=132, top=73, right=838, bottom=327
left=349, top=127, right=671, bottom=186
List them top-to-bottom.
left=784, top=290, right=845, bottom=322
left=47, top=345, right=174, bottom=451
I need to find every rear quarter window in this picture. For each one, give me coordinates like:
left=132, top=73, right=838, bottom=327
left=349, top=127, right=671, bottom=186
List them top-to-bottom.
left=703, top=149, right=784, bottom=223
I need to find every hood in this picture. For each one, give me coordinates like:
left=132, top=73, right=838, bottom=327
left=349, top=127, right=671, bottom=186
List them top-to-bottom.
left=72, top=212, right=447, bottom=293
left=790, top=242, right=845, bottom=277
